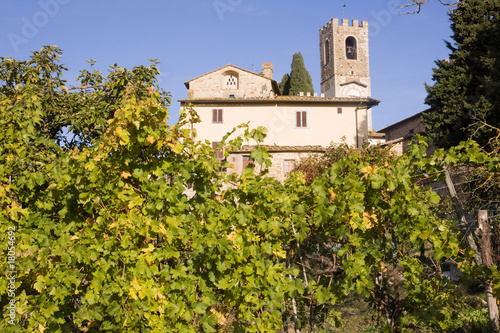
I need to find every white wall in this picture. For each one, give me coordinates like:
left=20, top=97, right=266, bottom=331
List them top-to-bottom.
left=190, top=103, right=369, bottom=148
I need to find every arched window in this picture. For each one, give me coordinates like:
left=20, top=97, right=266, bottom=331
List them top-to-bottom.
left=345, top=36, right=357, bottom=60
left=324, top=39, right=330, bottom=65
left=223, top=71, right=238, bottom=89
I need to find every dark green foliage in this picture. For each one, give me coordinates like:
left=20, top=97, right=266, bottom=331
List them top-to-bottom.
left=423, top=0, right=500, bottom=150
left=0, top=46, right=169, bottom=150
left=280, top=52, right=314, bottom=96
left=279, top=73, right=290, bottom=95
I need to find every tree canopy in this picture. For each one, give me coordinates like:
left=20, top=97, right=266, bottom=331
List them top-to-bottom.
left=423, top=0, right=500, bottom=150
left=279, top=52, right=314, bottom=96
left=278, top=73, right=290, bottom=95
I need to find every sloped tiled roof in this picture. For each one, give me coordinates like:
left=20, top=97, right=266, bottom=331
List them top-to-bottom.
left=179, top=95, right=380, bottom=106
left=234, top=145, right=326, bottom=153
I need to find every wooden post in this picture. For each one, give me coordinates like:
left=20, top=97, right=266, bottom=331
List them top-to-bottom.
left=445, top=170, right=482, bottom=265
left=477, top=210, right=499, bottom=332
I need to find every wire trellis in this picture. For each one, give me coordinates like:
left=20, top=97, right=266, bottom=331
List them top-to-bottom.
left=421, top=167, right=500, bottom=264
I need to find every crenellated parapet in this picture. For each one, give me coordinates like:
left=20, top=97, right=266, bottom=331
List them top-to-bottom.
left=320, top=18, right=368, bottom=32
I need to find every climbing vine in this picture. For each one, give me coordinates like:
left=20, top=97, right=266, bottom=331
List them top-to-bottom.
left=0, top=47, right=498, bottom=332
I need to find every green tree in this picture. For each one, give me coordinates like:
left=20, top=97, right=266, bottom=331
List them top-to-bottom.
left=423, top=0, right=500, bottom=150
left=280, top=52, right=314, bottom=96
left=279, top=73, right=290, bottom=95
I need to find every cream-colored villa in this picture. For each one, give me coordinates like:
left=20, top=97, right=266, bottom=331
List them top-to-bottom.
left=179, top=18, right=381, bottom=180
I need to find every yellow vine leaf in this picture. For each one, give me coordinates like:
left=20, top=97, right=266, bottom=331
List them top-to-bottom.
left=173, top=141, right=183, bottom=154
left=360, top=165, right=377, bottom=179
left=121, top=171, right=131, bottom=179
left=328, top=188, right=336, bottom=202
left=362, top=212, right=375, bottom=230
left=158, top=223, right=167, bottom=235
left=227, top=231, right=237, bottom=241
left=211, top=308, right=227, bottom=326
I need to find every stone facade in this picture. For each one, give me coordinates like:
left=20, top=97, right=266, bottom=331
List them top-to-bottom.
left=319, top=19, right=371, bottom=98
left=184, top=64, right=277, bottom=100
left=377, top=108, right=435, bottom=155
left=227, top=146, right=325, bottom=182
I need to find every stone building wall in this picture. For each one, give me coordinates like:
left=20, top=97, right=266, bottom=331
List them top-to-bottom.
left=319, top=18, right=371, bottom=98
left=187, top=64, right=275, bottom=99
left=383, top=116, right=425, bottom=142
left=227, top=150, right=323, bottom=182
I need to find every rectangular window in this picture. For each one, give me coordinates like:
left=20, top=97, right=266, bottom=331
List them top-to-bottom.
left=337, top=107, right=343, bottom=114
left=212, top=109, right=223, bottom=124
left=296, top=111, right=307, bottom=128
left=212, top=141, right=224, bottom=160
left=242, top=155, right=254, bottom=169
left=284, top=159, right=296, bottom=175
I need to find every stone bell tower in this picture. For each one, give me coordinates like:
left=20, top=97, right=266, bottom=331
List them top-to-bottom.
left=319, top=18, right=371, bottom=98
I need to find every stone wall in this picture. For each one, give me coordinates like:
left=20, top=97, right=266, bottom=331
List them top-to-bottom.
left=319, top=18, right=371, bottom=98
left=187, top=65, right=275, bottom=99
left=227, top=151, right=323, bottom=182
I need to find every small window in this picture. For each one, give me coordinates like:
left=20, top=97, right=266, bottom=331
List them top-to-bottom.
left=346, top=36, right=357, bottom=60
left=337, top=107, right=342, bottom=114
left=212, top=109, right=223, bottom=124
left=296, top=111, right=307, bottom=128
left=212, top=141, right=224, bottom=160
left=243, top=155, right=254, bottom=169
left=284, top=160, right=296, bottom=175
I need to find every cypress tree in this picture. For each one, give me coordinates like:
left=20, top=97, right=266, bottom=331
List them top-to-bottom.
left=423, top=0, right=500, bottom=149
left=280, top=52, right=314, bottom=96
left=279, top=73, right=290, bottom=95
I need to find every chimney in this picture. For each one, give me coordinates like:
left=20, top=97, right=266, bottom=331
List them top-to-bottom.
left=262, top=62, right=273, bottom=79
left=187, top=89, right=194, bottom=99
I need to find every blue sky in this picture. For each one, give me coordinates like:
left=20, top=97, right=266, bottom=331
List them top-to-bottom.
left=1, top=0, right=453, bottom=131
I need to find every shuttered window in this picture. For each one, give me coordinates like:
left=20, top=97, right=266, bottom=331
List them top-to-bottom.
left=212, top=109, right=223, bottom=124
left=296, top=111, right=307, bottom=128
left=212, top=141, right=224, bottom=160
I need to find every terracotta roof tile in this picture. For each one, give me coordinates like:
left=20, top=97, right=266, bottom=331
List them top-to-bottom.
left=179, top=95, right=380, bottom=104
left=234, top=145, right=326, bottom=153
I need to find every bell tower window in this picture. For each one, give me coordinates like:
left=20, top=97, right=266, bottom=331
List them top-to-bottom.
left=346, top=36, right=357, bottom=60
left=324, top=39, right=330, bottom=65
